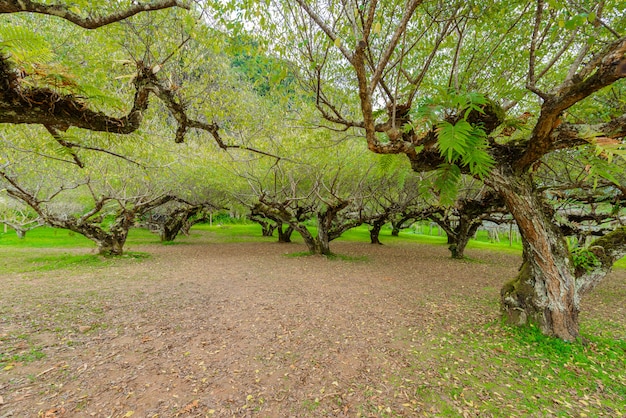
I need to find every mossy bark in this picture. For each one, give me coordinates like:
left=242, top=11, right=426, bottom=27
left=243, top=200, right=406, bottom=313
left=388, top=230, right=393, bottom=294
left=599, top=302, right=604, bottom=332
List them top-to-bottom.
left=491, top=166, right=580, bottom=341
left=277, top=223, right=293, bottom=243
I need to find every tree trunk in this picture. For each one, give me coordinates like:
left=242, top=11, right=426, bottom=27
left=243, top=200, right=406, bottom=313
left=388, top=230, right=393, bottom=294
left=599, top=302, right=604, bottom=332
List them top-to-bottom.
left=491, top=167, right=579, bottom=341
left=248, top=214, right=275, bottom=237
left=158, top=217, right=184, bottom=242
left=448, top=217, right=482, bottom=259
left=316, top=219, right=332, bottom=255
left=260, top=222, right=275, bottom=237
left=369, top=222, right=383, bottom=245
left=277, top=223, right=293, bottom=243
left=160, top=225, right=180, bottom=242
left=293, top=225, right=319, bottom=253
left=391, top=225, right=400, bottom=236
left=15, top=228, right=26, bottom=239
left=95, top=234, right=126, bottom=256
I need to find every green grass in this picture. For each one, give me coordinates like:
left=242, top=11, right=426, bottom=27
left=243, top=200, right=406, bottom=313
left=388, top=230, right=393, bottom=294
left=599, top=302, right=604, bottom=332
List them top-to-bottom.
left=2, top=221, right=623, bottom=274
left=192, top=222, right=271, bottom=242
left=0, top=225, right=161, bottom=248
left=24, top=252, right=149, bottom=272
left=390, top=321, right=626, bottom=417
left=0, top=333, right=46, bottom=370
left=0, top=347, right=46, bottom=369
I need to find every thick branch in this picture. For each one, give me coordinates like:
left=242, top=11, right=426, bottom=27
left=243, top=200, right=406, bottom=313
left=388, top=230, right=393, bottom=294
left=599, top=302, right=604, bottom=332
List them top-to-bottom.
left=0, top=0, right=189, bottom=29
left=518, top=36, right=626, bottom=170
left=0, top=56, right=153, bottom=133
left=550, top=113, right=626, bottom=151
left=577, top=227, right=626, bottom=295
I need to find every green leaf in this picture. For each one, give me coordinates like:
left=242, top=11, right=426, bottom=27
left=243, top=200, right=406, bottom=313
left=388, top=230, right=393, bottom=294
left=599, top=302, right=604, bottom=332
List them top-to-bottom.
left=587, top=12, right=596, bottom=23
left=436, top=120, right=473, bottom=162
left=461, top=126, right=494, bottom=178
left=434, top=164, right=461, bottom=206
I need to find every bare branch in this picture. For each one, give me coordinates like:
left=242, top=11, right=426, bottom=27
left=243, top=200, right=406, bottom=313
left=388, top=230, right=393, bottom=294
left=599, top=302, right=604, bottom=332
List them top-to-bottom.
left=294, top=0, right=355, bottom=63
left=368, top=0, right=423, bottom=93
left=528, top=0, right=544, bottom=86
left=536, top=29, right=578, bottom=80
left=518, top=36, right=626, bottom=169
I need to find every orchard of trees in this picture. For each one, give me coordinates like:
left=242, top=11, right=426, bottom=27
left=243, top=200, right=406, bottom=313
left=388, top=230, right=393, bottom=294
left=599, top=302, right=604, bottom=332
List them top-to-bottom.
left=1, top=0, right=625, bottom=342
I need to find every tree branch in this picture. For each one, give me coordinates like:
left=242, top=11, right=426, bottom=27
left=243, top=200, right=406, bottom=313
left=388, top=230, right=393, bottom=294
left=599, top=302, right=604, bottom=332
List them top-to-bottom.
left=0, top=0, right=189, bottom=29
left=294, top=0, right=354, bottom=63
left=368, top=0, right=423, bottom=93
left=517, top=36, right=626, bottom=170
left=0, top=56, right=153, bottom=133
left=576, top=227, right=626, bottom=295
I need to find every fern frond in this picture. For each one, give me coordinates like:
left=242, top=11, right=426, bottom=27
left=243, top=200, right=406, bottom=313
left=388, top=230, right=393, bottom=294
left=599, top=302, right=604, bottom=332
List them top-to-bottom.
left=0, top=25, right=52, bottom=63
left=436, top=120, right=472, bottom=162
left=461, top=126, right=494, bottom=178
left=434, top=163, right=461, bottom=206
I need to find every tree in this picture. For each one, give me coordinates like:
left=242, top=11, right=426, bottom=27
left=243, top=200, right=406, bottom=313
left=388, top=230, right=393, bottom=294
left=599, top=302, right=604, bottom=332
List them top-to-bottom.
left=242, top=0, right=626, bottom=340
left=231, top=131, right=384, bottom=255
left=0, top=155, right=183, bottom=255
left=348, top=155, right=417, bottom=245
left=427, top=180, right=506, bottom=259
left=0, top=195, right=42, bottom=238
left=143, top=201, right=216, bottom=242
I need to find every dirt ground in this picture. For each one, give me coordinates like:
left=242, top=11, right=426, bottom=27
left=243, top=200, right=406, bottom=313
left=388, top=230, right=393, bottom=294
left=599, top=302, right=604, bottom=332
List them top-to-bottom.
left=0, top=236, right=624, bottom=417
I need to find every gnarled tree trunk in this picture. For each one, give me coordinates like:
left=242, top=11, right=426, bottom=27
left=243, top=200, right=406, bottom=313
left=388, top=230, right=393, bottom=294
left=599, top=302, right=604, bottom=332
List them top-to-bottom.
left=491, top=167, right=580, bottom=341
left=248, top=214, right=276, bottom=237
left=432, top=215, right=480, bottom=259
left=447, top=217, right=482, bottom=259
left=369, top=218, right=385, bottom=245
left=277, top=223, right=294, bottom=243
left=96, top=235, right=126, bottom=256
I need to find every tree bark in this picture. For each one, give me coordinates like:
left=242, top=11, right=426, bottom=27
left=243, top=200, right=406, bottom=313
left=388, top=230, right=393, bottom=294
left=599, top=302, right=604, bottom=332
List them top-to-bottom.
left=0, top=1, right=188, bottom=29
left=491, top=166, right=580, bottom=341
left=432, top=214, right=481, bottom=259
left=316, top=216, right=333, bottom=256
left=370, top=216, right=387, bottom=245
left=449, top=218, right=482, bottom=259
left=160, top=220, right=185, bottom=242
left=260, top=221, right=275, bottom=237
left=369, top=221, right=384, bottom=245
left=277, top=223, right=293, bottom=243
left=295, top=226, right=320, bottom=254
left=96, top=235, right=126, bottom=256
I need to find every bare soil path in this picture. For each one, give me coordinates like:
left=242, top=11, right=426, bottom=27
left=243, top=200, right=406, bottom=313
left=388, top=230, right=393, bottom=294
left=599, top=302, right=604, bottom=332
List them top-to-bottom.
left=1, top=237, right=624, bottom=417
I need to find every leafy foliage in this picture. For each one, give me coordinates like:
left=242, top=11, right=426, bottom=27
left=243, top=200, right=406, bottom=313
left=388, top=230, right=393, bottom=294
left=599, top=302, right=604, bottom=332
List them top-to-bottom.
left=0, top=22, right=52, bottom=63
left=434, top=163, right=461, bottom=206
left=571, top=247, right=601, bottom=272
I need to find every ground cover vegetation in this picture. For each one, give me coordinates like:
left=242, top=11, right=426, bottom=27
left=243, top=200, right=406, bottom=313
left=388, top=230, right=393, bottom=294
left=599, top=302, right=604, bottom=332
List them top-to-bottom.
left=0, top=3, right=625, bottom=410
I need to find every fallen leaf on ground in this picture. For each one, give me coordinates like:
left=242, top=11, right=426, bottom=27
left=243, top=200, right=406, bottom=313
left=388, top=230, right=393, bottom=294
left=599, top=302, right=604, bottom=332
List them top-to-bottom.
left=176, top=399, right=199, bottom=416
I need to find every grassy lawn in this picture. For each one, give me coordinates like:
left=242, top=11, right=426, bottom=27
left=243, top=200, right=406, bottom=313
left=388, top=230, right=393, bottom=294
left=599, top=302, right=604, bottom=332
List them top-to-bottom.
left=3, top=221, right=624, bottom=269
